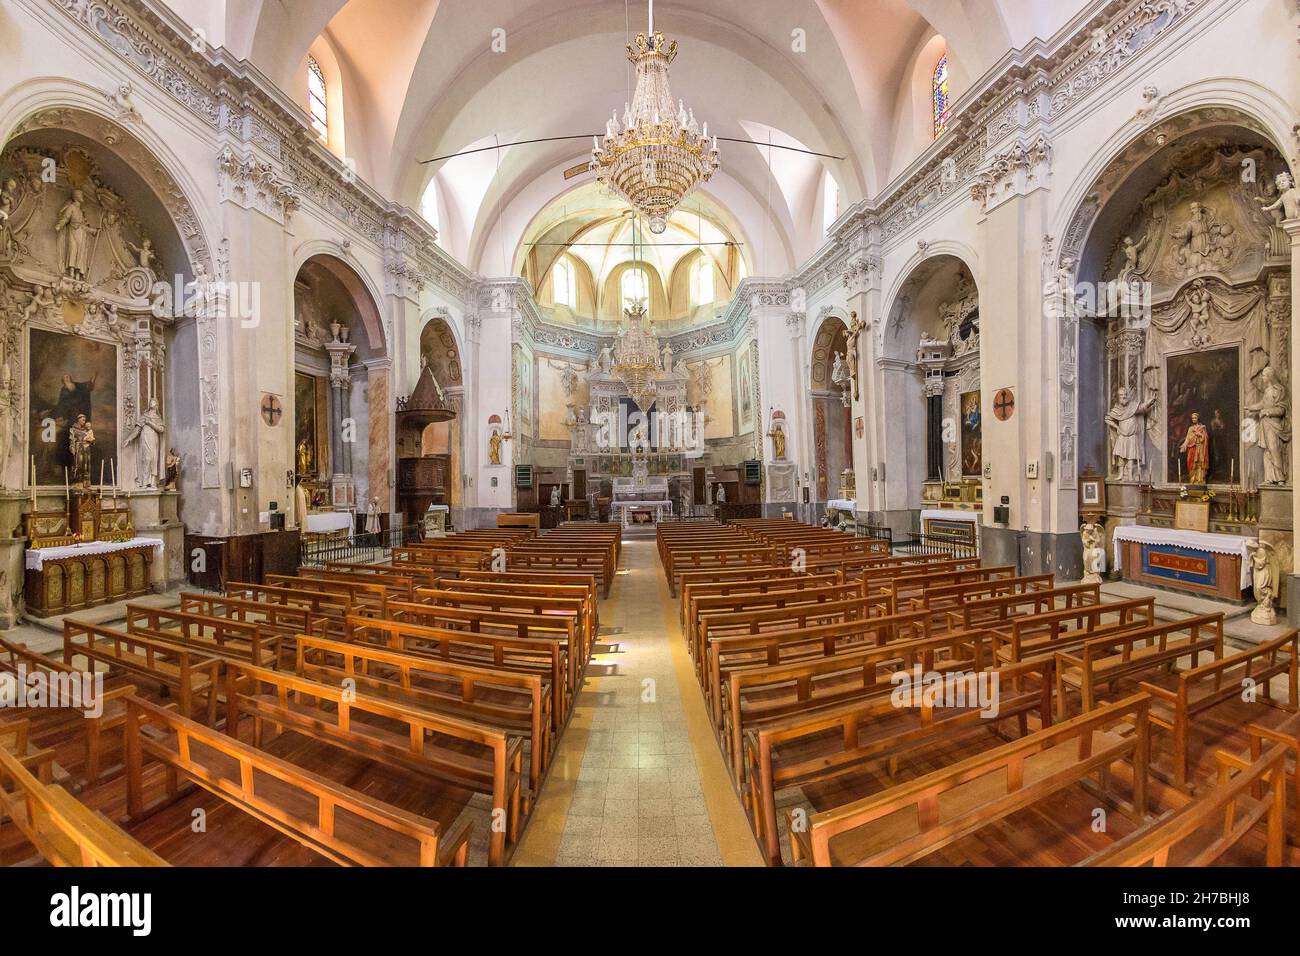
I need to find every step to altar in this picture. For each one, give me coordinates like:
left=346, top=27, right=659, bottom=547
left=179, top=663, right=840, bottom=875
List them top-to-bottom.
left=1100, top=580, right=1290, bottom=648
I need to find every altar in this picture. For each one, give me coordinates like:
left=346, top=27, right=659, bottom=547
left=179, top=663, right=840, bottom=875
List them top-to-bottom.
left=612, top=474, right=671, bottom=527
left=921, top=508, right=980, bottom=550
left=304, top=511, right=355, bottom=540
left=1111, top=525, right=1252, bottom=600
left=24, top=537, right=163, bottom=617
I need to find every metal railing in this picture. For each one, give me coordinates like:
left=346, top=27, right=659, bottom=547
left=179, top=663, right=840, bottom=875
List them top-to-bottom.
left=299, top=523, right=421, bottom=567
left=856, top=523, right=893, bottom=547
left=898, top=531, right=978, bottom=561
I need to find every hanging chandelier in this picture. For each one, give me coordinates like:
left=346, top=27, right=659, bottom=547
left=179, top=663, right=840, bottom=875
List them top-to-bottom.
left=591, top=0, right=720, bottom=234
left=612, top=299, right=661, bottom=411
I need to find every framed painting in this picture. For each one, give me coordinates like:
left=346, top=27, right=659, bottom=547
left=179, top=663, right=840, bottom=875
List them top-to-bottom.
left=28, top=328, right=118, bottom=486
left=1165, top=345, right=1239, bottom=485
left=294, top=370, right=322, bottom=478
left=959, top=389, right=982, bottom=478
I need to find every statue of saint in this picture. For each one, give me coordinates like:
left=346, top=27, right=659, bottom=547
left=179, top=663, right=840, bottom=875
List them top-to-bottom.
left=0, top=178, right=17, bottom=255
left=55, top=189, right=98, bottom=280
left=1116, top=233, right=1149, bottom=285
left=125, top=237, right=156, bottom=275
left=1246, top=365, right=1289, bottom=484
left=1104, top=386, right=1156, bottom=481
left=126, top=397, right=165, bottom=488
left=1179, top=411, right=1210, bottom=485
left=68, top=414, right=94, bottom=485
left=768, top=424, right=786, bottom=461
left=488, top=429, right=503, bottom=465
left=296, top=439, right=313, bottom=477
left=164, top=448, right=180, bottom=490
left=294, top=479, right=310, bottom=523
left=714, top=483, right=726, bottom=504
left=550, top=486, right=562, bottom=507
left=365, top=497, right=380, bottom=535
left=1079, top=521, right=1106, bottom=585
left=1247, top=539, right=1277, bottom=625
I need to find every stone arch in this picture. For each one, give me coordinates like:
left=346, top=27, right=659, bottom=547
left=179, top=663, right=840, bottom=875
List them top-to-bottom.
left=291, top=243, right=388, bottom=354
left=806, top=310, right=852, bottom=503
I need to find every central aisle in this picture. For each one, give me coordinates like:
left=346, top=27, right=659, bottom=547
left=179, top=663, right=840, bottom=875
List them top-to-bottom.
left=512, top=537, right=762, bottom=866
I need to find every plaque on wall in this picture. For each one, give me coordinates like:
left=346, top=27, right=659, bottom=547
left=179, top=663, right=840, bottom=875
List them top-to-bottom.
left=1173, top=499, right=1210, bottom=533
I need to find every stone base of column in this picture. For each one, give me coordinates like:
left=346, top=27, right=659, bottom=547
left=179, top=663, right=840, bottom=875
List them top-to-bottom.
left=979, top=526, right=1084, bottom=578
left=1287, top=575, right=1300, bottom=626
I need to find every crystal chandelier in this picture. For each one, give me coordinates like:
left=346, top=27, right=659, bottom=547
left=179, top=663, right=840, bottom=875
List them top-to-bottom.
left=591, top=0, right=720, bottom=234
left=612, top=299, right=661, bottom=411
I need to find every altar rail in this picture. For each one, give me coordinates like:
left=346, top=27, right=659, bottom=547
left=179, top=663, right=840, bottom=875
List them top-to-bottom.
left=299, top=523, right=421, bottom=567
left=899, top=530, right=977, bottom=560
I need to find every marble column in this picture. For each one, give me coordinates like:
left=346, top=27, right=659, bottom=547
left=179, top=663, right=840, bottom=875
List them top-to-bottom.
left=1283, top=219, right=1300, bottom=622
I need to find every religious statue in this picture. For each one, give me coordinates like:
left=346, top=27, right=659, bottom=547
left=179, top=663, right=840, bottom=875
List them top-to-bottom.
left=1258, top=171, right=1300, bottom=223
left=0, top=178, right=17, bottom=256
left=55, top=189, right=98, bottom=280
left=1170, top=201, right=1234, bottom=270
left=1116, top=233, right=1149, bottom=286
left=125, top=237, right=156, bottom=275
left=1184, top=279, right=1213, bottom=349
left=22, top=284, right=54, bottom=321
left=844, top=311, right=866, bottom=401
left=660, top=342, right=674, bottom=371
left=596, top=344, right=615, bottom=375
left=830, top=351, right=851, bottom=407
left=1246, top=365, right=1290, bottom=484
left=1104, top=386, right=1156, bottom=481
left=125, top=397, right=165, bottom=487
left=1179, top=411, right=1210, bottom=485
left=68, top=414, right=94, bottom=485
left=768, top=423, right=787, bottom=461
left=488, top=429, right=503, bottom=465
left=296, top=439, right=313, bottom=477
left=164, top=448, right=180, bottom=490
left=294, top=479, right=309, bottom=523
left=714, top=483, right=726, bottom=504
left=550, top=486, right=562, bottom=507
left=365, top=497, right=380, bottom=535
left=1079, top=521, right=1106, bottom=585
left=1246, top=539, right=1277, bottom=625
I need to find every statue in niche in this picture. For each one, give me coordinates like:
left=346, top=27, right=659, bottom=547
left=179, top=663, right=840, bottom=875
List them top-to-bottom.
left=1258, top=171, right=1300, bottom=223
left=0, top=178, right=18, bottom=255
left=55, top=189, right=98, bottom=280
left=1169, top=201, right=1235, bottom=272
left=1184, top=279, right=1213, bottom=349
left=660, top=343, right=673, bottom=371
left=596, top=344, right=614, bottom=375
left=1246, top=365, right=1289, bottom=484
left=1105, top=386, right=1157, bottom=481
left=125, top=397, right=164, bottom=487
left=1179, top=411, right=1210, bottom=485
left=68, top=413, right=94, bottom=485
left=768, top=423, right=787, bottom=461
left=488, top=429, right=502, bottom=465
left=296, top=439, right=313, bottom=477
left=164, top=448, right=180, bottom=490
left=714, top=483, right=726, bottom=504
left=550, top=486, right=562, bottom=507
left=1079, top=521, right=1106, bottom=585
left=1246, top=539, right=1277, bottom=625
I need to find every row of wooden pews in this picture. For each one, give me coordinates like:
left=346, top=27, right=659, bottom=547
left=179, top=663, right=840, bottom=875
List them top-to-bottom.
left=666, top=517, right=1300, bottom=867
left=0, top=524, right=622, bottom=867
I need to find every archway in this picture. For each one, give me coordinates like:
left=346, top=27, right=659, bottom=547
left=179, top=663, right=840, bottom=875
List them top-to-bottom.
left=292, top=254, right=386, bottom=525
left=408, top=313, right=464, bottom=523
left=808, top=314, right=852, bottom=503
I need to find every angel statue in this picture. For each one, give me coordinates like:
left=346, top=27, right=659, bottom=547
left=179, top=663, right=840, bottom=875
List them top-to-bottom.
left=1246, top=539, right=1277, bottom=625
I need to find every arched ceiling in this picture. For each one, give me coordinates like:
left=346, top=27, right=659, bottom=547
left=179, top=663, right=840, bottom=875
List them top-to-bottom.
left=182, top=0, right=1094, bottom=274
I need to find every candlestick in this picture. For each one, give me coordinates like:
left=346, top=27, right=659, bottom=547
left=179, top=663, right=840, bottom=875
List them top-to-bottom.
left=30, top=456, right=36, bottom=511
left=110, top=459, right=116, bottom=507
left=1230, top=459, right=1234, bottom=486
left=99, top=460, right=105, bottom=503
left=64, top=467, right=69, bottom=508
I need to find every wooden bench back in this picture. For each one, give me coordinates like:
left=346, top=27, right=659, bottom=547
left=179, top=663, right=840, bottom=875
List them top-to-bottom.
left=945, top=582, right=1101, bottom=632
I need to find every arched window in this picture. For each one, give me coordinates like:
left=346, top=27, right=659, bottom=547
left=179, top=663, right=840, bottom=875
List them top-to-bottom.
left=931, top=54, right=950, bottom=139
left=307, top=55, right=329, bottom=141
left=822, top=170, right=840, bottom=237
left=419, top=178, right=440, bottom=235
left=691, top=255, right=714, bottom=307
left=552, top=257, right=576, bottom=308
left=621, top=267, right=648, bottom=307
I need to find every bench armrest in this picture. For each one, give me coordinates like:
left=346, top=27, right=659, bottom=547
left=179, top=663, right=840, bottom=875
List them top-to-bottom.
left=1137, top=680, right=1177, bottom=702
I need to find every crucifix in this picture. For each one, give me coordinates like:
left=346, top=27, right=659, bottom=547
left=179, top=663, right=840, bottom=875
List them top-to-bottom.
left=844, top=310, right=867, bottom=402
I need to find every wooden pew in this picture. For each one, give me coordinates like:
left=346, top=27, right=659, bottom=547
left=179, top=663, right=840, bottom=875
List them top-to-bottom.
left=505, top=549, right=614, bottom=598
left=681, top=572, right=842, bottom=630
left=265, top=573, right=389, bottom=618
left=908, top=573, right=1054, bottom=629
left=437, top=575, right=598, bottom=650
left=688, top=581, right=868, bottom=663
left=225, top=582, right=354, bottom=631
left=944, top=582, right=1101, bottom=633
left=414, top=586, right=591, bottom=660
left=180, top=591, right=332, bottom=650
left=989, top=596, right=1157, bottom=665
left=124, top=604, right=283, bottom=668
left=1054, top=613, right=1225, bottom=719
left=346, top=616, right=570, bottom=731
left=64, top=621, right=221, bottom=725
left=1140, top=629, right=1298, bottom=791
left=293, top=633, right=552, bottom=806
left=745, top=657, right=1053, bottom=865
left=222, top=662, right=523, bottom=865
left=786, top=694, right=1152, bottom=866
left=125, top=695, right=470, bottom=866
left=1242, top=711, right=1300, bottom=845
left=0, top=736, right=168, bottom=866
left=1082, top=745, right=1289, bottom=867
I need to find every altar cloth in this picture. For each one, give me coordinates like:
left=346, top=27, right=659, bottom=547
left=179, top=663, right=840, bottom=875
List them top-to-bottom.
left=827, top=499, right=856, bottom=512
left=920, top=509, right=978, bottom=523
left=305, top=512, right=355, bottom=535
left=1111, top=525, right=1253, bottom=589
left=26, top=536, right=164, bottom=571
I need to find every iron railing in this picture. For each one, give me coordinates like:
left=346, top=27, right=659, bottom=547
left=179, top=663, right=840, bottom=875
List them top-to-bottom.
left=299, top=523, right=421, bottom=567
left=856, top=523, right=893, bottom=547
left=898, top=530, right=978, bottom=561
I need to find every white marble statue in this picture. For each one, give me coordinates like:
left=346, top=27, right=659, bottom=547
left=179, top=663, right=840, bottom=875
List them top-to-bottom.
left=1258, top=172, right=1300, bottom=223
left=0, top=178, right=17, bottom=255
left=55, top=189, right=97, bottom=280
left=1246, top=365, right=1289, bottom=484
left=1104, top=386, right=1156, bottom=481
left=126, top=397, right=165, bottom=487
left=714, top=483, right=726, bottom=504
left=550, top=486, right=562, bottom=507
left=365, top=497, right=380, bottom=535
left=1080, top=521, right=1106, bottom=584
left=1247, top=539, right=1277, bottom=625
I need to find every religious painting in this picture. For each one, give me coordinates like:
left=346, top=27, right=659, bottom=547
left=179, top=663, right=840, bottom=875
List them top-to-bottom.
left=28, top=328, right=118, bottom=487
left=1164, top=346, right=1239, bottom=485
left=737, top=348, right=753, bottom=433
left=687, top=356, right=733, bottom=440
left=294, top=370, right=321, bottom=478
left=959, top=389, right=982, bottom=478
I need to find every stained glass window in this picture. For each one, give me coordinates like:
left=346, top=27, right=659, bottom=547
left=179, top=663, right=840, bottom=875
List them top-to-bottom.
left=932, top=54, right=950, bottom=139
left=307, top=56, right=328, bottom=141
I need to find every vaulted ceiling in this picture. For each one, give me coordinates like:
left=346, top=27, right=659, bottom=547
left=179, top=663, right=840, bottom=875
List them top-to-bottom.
left=179, top=0, right=1092, bottom=274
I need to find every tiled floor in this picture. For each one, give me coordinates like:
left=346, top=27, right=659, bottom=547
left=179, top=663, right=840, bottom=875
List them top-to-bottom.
left=511, top=536, right=762, bottom=867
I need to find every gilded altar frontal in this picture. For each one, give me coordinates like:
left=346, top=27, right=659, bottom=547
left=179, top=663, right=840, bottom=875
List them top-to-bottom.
left=0, top=0, right=1299, bottom=901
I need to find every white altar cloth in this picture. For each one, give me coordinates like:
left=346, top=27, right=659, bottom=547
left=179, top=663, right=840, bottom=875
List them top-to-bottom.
left=827, top=499, right=856, bottom=512
left=614, top=500, right=672, bottom=527
left=920, top=509, right=978, bottom=523
left=305, top=512, right=355, bottom=536
left=1111, top=525, right=1253, bottom=589
left=26, top=536, right=164, bottom=571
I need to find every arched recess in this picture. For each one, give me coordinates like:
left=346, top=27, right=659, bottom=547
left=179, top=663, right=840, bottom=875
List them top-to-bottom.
left=0, top=97, right=217, bottom=573
left=1050, top=100, right=1295, bottom=574
left=291, top=252, right=388, bottom=519
left=879, top=254, right=982, bottom=513
left=415, top=312, right=464, bottom=510
left=808, top=312, right=852, bottom=503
